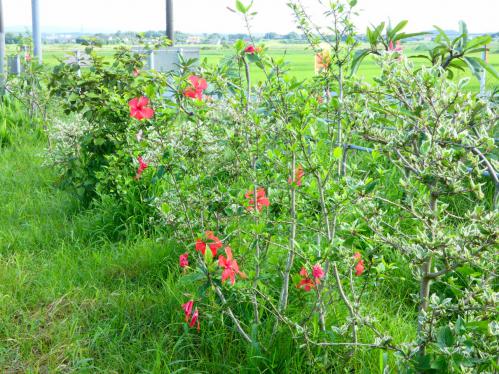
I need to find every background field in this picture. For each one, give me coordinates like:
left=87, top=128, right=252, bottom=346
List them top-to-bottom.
left=7, top=41, right=499, bottom=91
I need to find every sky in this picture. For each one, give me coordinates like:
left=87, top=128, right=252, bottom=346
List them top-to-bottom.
left=3, top=0, right=499, bottom=34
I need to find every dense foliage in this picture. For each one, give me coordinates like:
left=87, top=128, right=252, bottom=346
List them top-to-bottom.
left=1, top=1, right=497, bottom=372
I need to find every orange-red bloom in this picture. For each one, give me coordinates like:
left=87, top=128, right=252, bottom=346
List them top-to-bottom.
left=184, top=75, right=208, bottom=101
left=129, top=97, right=154, bottom=120
left=134, top=156, right=148, bottom=180
left=288, top=165, right=304, bottom=186
left=245, top=187, right=270, bottom=211
left=195, top=231, right=222, bottom=257
left=205, top=231, right=223, bottom=257
left=195, top=239, right=207, bottom=255
left=218, top=247, right=246, bottom=285
left=354, top=252, right=365, bottom=276
left=297, top=267, right=316, bottom=291
left=299, top=267, right=308, bottom=277
left=298, top=277, right=315, bottom=291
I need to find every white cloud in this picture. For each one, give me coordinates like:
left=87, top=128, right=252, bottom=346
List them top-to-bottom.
left=3, top=0, right=498, bottom=34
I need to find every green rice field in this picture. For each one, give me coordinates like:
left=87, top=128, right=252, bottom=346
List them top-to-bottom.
left=6, top=41, right=499, bottom=91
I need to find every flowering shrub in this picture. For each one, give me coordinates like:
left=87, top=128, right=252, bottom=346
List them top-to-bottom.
left=43, top=1, right=498, bottom=371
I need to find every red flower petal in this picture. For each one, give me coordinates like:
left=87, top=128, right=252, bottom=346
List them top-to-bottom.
left=195, top=239, right=207, bottom=255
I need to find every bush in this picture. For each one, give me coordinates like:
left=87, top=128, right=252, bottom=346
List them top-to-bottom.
left=41, top=2, right=498, bottom=371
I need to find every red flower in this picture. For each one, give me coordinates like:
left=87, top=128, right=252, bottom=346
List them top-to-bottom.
left=388, top=40, right=403, bottom=52
left=244, top=45, right=256, bottom=54
left=315, top=49, right=331, bottom=72
left=25, top=53, right=32, bottom=62
left=133, top=68, right=140, bottom=77
left=184, top=75, right=208, bottom=101
left=129, top=97, right=154, bottom=120
left=134, top=156, right=148, bottom=180
left=288, top=165, right=304, bottom=186
left=245, top=187, right=270, bottom=212
left=205, top=231, right=223, bottom=257
left=195, top=232, right=222, bottom=257
left=195, top=239, right=207, bottom=255
left=218, top=246, right=246, bottom=285
left=353, top=252, right=365, bottom=276
left=179, top=253, right=189, bottom=268
left=355, top=261, right=365, bottom=276
left=312, top=264, right=324, bottom=283
left=297, top=266, right=316, bottom=291
left=299, top=267, right=309, bottom=277
left=297, top=277, right=315, bottom=291
left=182, top=300, right=194, bottom=321
left=182, top=300, right=200, bottom=331
left=189, top=308, right=200, bottom=331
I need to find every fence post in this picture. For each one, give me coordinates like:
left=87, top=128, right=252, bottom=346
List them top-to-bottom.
left=480, top=45, right=488, bottom=96
left=148, top=50, right=155, bottom=70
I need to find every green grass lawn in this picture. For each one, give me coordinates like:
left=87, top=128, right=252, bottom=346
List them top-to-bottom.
left=0, top=126, right=418, bottom=372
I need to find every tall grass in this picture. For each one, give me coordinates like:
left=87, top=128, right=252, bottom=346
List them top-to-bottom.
left=0, top=114, right=420, bottom=372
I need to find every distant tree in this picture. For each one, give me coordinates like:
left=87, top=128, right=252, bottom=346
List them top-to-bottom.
left=175, top=31, right=189, bottom=43
left=5, top=32, right=22, bottom=44
left=264, top=32, right=280, bottom=40
left=284, top=32, right=299, bottom=40
left=203, top=33, right=222, bottom=44
left=228, top=33, right=248, bottom=41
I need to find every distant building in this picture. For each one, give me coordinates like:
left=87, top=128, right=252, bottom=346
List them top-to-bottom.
left=186, top=36, right=202, bottom=44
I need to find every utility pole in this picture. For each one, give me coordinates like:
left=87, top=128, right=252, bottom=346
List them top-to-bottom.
left=0, top=0, right=6, bottom=91
left=31, top=0, right=42, bottom=63
left=166, top=0, right=174, bottom=45
left=480, top=45, right=488, bottom=96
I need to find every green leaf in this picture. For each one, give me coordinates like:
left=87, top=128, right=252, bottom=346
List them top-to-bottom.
left=235, top=0, right=248, bottom=14
left=388, top=20, right=408, bottom=41
left=459, top=20, right=469, bottom=46
left=433, top=25, right=451, bottom=45
left=393, top=31, right=428, bottom=41
left=464, top=35, right=491, bottom=52
left=463, top=56, right=483, bottom=80
left=466, top=56, right=498, bottom=81
left=145, top=84, right=155, bottom=98
left=94, top=137, right=106, bottom=146
left=333, top=146, right=343, bottom=160
left=364, top=181, right=378, bottom=194
left=204, top=248, right=214, bottom=265
left=437, top=326, right=455, bottom=348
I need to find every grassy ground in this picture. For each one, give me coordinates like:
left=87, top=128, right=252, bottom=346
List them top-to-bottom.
left=0, top=124, right=419, bottom=372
